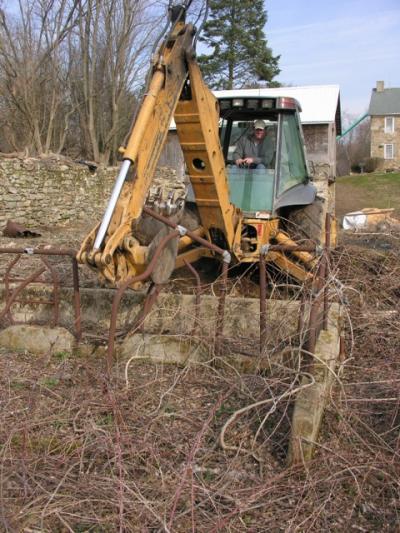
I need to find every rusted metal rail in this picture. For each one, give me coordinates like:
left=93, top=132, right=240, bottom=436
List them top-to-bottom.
left=106, top=207, right=232, bottom=371
left=259, top=213, right=333, bottom=359
left=0, top=214, right=335, bottom=369
left=0, top=247, right=81, bottom=341
left=183, top=259, right=202, bottom=336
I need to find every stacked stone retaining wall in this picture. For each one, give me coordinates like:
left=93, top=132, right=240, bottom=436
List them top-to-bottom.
left=0, top=158, right=180, bottom=229
left=0, top=158, right=116, bottom=228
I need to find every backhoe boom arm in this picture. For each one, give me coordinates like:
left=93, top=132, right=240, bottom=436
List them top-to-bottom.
left=78, top=17, right=235, bottom=286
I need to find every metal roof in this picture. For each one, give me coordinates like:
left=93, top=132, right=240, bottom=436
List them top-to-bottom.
left=169, top=84, right=341, bottom=132
left=369, top=88, right=400, bottom=116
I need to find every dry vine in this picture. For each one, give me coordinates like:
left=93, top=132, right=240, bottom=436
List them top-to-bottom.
left=0, top=230, right=399, bottom=531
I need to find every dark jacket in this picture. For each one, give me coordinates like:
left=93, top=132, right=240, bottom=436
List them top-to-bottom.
left=232, top=133, right=274, bottom=166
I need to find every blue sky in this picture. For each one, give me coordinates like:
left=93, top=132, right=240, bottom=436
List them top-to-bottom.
left=5, top=0, right=399, bottom=119
left=265, top=0, right=400, bottom=117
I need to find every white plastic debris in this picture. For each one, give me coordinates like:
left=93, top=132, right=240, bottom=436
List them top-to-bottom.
left=342, top=211, right=368, bottom=230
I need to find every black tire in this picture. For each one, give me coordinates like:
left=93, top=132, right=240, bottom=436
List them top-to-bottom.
left=285, top=196, right=325, bottom=245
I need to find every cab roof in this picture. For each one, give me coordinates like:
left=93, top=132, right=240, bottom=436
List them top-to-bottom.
left=214, top=85, right=342, bottom=134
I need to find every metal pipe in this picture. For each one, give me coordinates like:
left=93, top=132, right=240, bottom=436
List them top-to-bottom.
left=336, top=112, right=368, bottom=140
left=93, top=159, right=131, bottom=250
left=106, top=207, right=233, bottom=370
left=143, top=207, right=227, bottom=256
left=178, top=227, right=206, bottom=251
left=0, top=247, right=76, bottom=256
left=0, top=248, right=82, bottom=341
left=259, top=252, right=267, bottom=355
left=4, top=255, right=21, bottom=323
left=40, top=257, right=60, bottom=328
left=71, top=257, right=82, bottom=342
left=183, top=259, right=202, bottom=335
left=215, top=261, right=228, bottom=357
left=0, top=266, right=46, bottom=323
left=140, top=283, right=163, bottom=334
left=297, top=287, right=307, bottom=337
left=339, top=331, right=346, bottom=361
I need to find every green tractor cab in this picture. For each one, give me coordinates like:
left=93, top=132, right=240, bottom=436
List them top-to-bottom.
left=218, top=96, right=316, bottom=217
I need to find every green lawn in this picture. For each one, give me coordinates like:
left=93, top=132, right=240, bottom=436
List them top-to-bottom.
left=336, top=172, right=400, bottom=218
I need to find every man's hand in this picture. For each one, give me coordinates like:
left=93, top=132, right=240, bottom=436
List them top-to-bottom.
left=235, top=157, right=254, bottom=166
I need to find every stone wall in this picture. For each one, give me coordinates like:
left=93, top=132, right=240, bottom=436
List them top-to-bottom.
left=370, top=116, right=400, bottom=170
left=303, top=124, right=329, bottom=161
left=0, top=158, right=116, bottom=228
left=0, top=158, right=181, bottom=229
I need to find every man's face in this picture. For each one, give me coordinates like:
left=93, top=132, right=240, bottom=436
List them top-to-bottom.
left=254, top=128, right=266, bottom=141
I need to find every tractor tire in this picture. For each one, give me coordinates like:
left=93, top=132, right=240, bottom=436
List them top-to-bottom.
left=286, top=196, right=325, bottom=245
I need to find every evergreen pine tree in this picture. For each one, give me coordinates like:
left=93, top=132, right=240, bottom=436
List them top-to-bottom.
left=197, top=0, right=280, bottom=89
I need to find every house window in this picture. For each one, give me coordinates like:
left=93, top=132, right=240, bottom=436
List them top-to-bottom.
left=384, top=117, right=394, bottom=133
left=384, top=144, right=394, bottom=159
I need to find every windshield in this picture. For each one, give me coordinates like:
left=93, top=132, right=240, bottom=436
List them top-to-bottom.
left=277, top=113, right=308, bottom=195
left=219, top=114, right=307, bottom=214
left=220, top=119, right=276, bottom=214
left=227, top=167, right=275, bottom=213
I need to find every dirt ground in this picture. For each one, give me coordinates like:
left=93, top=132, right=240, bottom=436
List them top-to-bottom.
left=0, top=178, right=400, bottom=531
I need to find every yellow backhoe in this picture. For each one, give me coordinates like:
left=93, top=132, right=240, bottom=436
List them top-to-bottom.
left=77, top=3, right=335, bottom=289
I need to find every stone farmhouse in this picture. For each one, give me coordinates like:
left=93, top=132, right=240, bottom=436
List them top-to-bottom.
left=369, top=81, right=400, bottom=171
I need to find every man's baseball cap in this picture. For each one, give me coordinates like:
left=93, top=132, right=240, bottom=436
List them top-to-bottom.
left=254, top=120, right=266, bottom=130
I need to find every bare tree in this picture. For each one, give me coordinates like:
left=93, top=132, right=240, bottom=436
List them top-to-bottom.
left=0, top=0, right=80, bottom=154
left=0, top=0, right=166, bottom=163
left=69, top=0, right=163, bottom=164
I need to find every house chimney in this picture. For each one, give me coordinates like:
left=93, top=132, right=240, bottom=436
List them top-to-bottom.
left=376, top=81, right=385, bottom=92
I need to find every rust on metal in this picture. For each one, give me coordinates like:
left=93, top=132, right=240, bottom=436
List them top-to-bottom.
left=143, top=206, right=227, bottom=256
left=106, top=208, right=235, bottom=370
left=105, top=209, right=335, bottom=368
left=2, top=220, right=41, bottom=238
left=0, top=223, right=335, bottom=370
left=107, top=229, right=181, bottom=372
left=0, top=246, right=81, bottom=340
left=0, top=247, right=77, bottom=256
left=259, top=252, right=268, bottom=355
left=39, top=256, right=60, bottom=327
left=71, top=257, right=82, bottom=342
left=183, top=259, right=202, bottom=336
left=215, top=261, right=228, bottom=357
left=1, top=264, right=46, bottom=325
left=140, top=283, right=163, bottom=333
left=297, top=286, right=308, bottom=338
left=339, top=332, right=346, bottom=361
